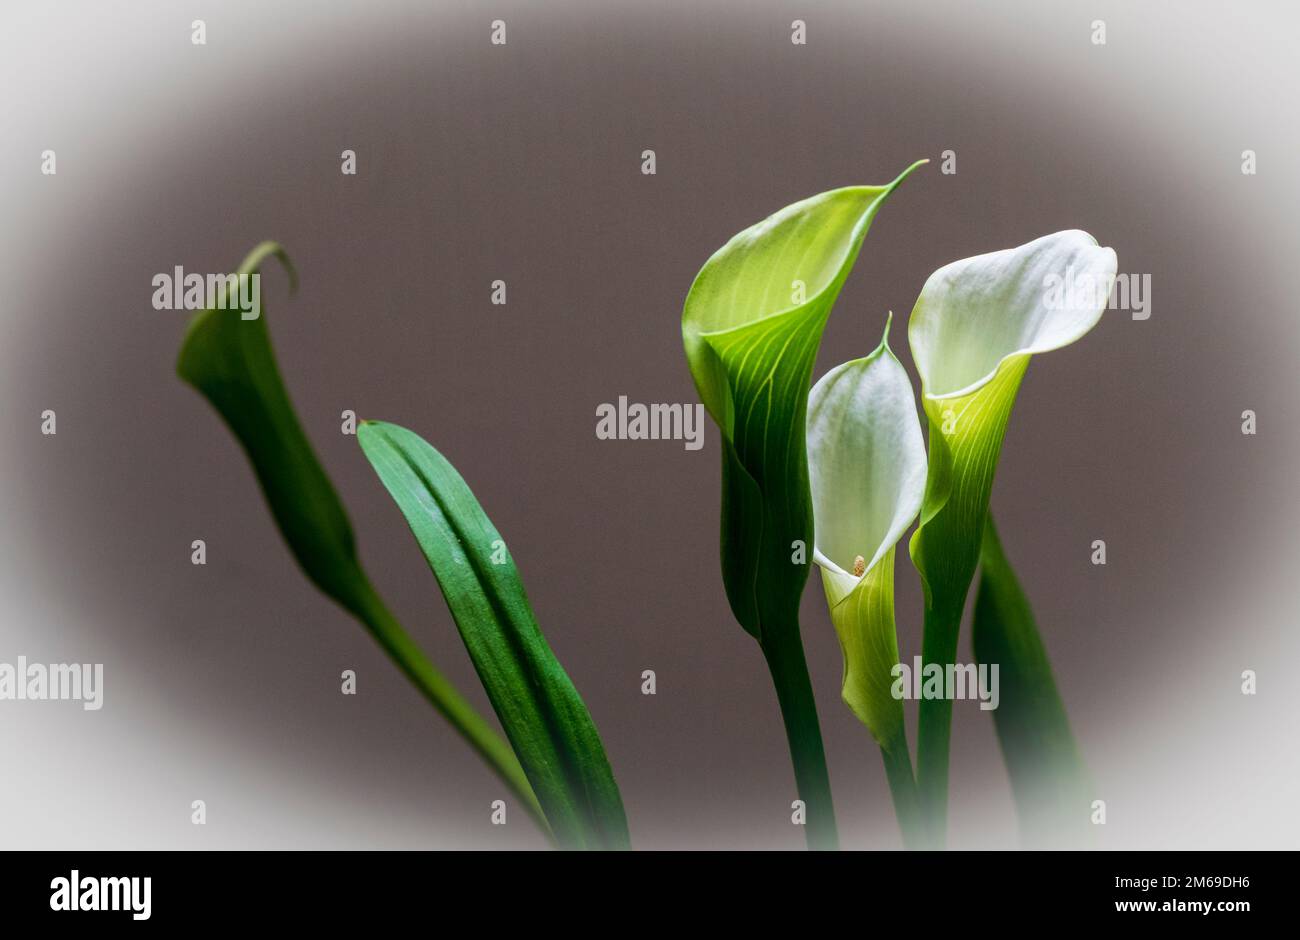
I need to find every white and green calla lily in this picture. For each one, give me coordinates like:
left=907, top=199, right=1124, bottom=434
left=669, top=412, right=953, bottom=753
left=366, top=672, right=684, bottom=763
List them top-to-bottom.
left=907, top=230, right=1116, bottom=840
left=808, top=318, right=927, bottom=845
left=808, top=318, right=924, bottom=742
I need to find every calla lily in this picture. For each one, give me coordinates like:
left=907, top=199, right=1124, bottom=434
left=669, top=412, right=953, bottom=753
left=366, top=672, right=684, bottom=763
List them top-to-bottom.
left=682, top=162, right=924, bottom=850
left=907, top=230, right=1116, bottom=840
left=807, top=317, right=926, bottom=845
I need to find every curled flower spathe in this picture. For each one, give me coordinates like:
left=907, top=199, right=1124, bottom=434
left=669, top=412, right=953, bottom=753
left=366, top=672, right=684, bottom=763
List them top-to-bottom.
left=909, top=229, right=1117, bottom=400
left=807, top=317, right=925, bottom=747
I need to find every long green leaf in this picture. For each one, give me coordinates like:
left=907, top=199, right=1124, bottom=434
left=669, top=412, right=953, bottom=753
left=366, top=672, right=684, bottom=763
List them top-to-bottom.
left=683, top=163, right=925, bottom=850
left=906, top=230, right=1115, bottom=841
left=176, top=242, right=547, bottom=837
left=357, top=420, right=630, bottom=850
left=973, top=515, right=1090, bottom=846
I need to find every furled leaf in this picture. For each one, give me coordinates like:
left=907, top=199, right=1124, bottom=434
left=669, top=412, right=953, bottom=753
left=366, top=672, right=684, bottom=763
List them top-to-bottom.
left=682, top=163, right=925, bottom=850
left=683, top=163, right=925, bottom=642
left=906, top=231, right=1116, bottom=839
left=176, top=242, right=546, bottom=836
left=807, top=319, right=927, bottom=845
left=357, top=420, right=630, bottom=850
left=973, top=515, right=1091, bottom=846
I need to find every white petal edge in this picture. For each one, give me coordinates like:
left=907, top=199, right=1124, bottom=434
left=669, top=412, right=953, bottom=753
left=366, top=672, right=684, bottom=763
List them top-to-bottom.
left=908, top=230, right=1118, bottom=400
left=807, top=320, right=927, bottom=603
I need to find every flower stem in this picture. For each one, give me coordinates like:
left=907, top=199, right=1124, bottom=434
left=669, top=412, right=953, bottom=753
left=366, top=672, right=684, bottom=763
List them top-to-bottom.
left=916, top=596, right=963, bottom=846
left=761, top=622, right=839, bottom=850
left=880, top=737, right=927, bottom=849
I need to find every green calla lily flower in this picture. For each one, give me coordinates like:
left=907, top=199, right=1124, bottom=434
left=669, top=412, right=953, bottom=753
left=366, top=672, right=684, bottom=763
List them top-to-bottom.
left=682, top=163, right=924, bottom=850
left=907, top=230, right=1116, bottom=840
left=807, top=317, right=926, bottom=846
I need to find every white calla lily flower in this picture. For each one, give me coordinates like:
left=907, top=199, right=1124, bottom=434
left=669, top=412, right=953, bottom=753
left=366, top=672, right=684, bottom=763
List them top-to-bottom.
left=905, top=229, right=1116, bottom=839
left=909, top=229, right=1117, bottom=400
left=807, top=318, right=925, bottom=758
left=810, top=318, right=927, bottom=601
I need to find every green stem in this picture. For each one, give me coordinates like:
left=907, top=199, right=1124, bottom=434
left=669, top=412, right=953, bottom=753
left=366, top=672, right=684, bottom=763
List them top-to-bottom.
left=912, top=355, right=1027, bottom=845
left=352, top=582, right=553, bottom=843
left=916, top=596, right=963, bottom=846
left=761, top=623, right=839, bottom=850
left=880, top=738, right=926, bottom=850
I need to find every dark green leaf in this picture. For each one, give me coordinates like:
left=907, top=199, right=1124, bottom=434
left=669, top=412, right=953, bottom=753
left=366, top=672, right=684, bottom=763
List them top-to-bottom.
left=357, top=420, right=630, bottom=850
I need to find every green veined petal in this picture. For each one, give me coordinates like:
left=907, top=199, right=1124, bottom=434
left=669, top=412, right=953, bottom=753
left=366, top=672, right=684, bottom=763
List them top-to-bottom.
left=682, top=162, right=925, bottom=850
left=683, top=165, right=925, bottom=641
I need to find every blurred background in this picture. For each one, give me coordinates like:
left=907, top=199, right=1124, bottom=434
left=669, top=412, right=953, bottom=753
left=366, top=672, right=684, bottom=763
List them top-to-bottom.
left=0, top=0, right=1296, bottom=848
